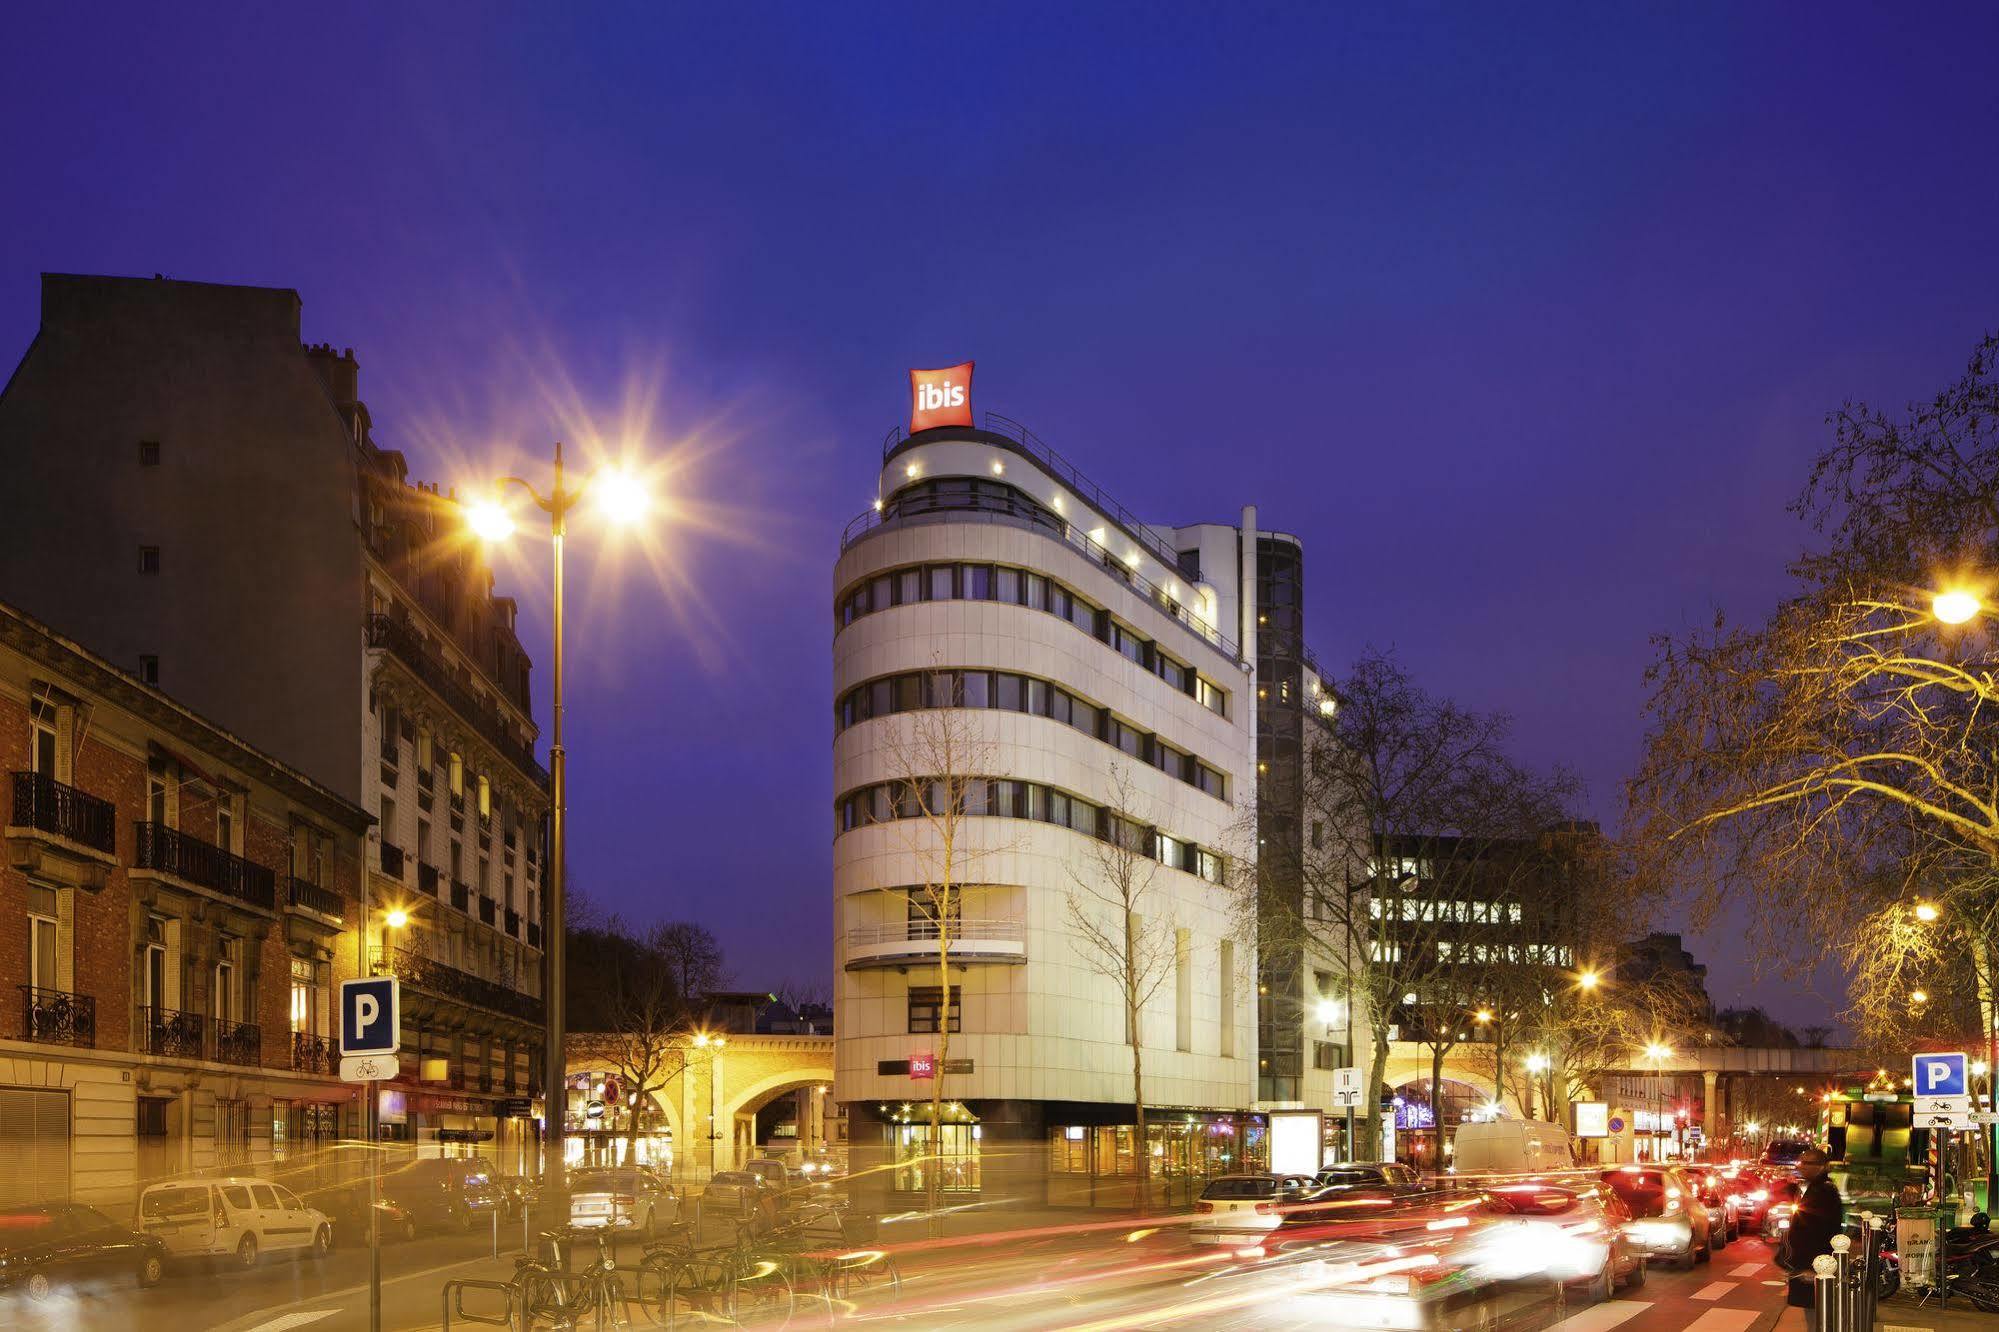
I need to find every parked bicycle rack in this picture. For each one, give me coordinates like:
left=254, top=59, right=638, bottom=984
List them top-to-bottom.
left=440, top=1277, right=515, bottom=1330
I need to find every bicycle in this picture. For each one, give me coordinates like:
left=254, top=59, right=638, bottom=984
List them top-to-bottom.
left=759, top=1205, right=901, bottom=1308
left=635, top=1216, right=795, bottom=1328
left=509, top=1227, right=631, bottom=1330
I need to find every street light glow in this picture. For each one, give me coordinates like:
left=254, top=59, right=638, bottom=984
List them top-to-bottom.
left=592, top=466, right=651, bottom=525
left=465, top=499, right=517, bottom=542
left=1934, top=589, right=1981, bottom=625
left=1915, top=901, right=1940, bottom=923
left=384, top=908, right=409, bottom=929
left=1578, top=969, right=1601, bottom=990
left=1911, top=989, right=1929, bottom=1004
left=1645, top=1042, right=1672, bottom=1060
left=1526, top=1053, right=1550, bottom=1072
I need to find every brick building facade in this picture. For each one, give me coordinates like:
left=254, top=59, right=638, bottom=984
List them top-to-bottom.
left=0, top=599, right=371, bottom=1214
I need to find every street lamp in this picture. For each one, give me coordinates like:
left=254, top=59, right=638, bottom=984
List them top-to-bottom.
left=466, top=443, right=654, bottom=1206
left=1933, top=589, right=1982, bottom=625
left=1578, top=969, right=1601, bottom=991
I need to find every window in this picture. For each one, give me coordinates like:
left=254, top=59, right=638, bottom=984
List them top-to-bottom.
left=139, top=440, right=161, bottom=466
left=138, top=546, right=160, bottom=575
left=139, top=655, right=160, bottom=686
left=1195, top=677, right=1226, bottom=717
left=29, top=699, right=59, bottom=779
left=417, top=728, right=433, bottom=772
left=449, top=752, right=464, bottom=798
left=147, top=766, right=169, bottom=826
left=477, top=775, right=491, bottom=820
left=215, top=798, right=234, bottom=852
left=1311, top=820, right=1325, bottom=851
left=27, top=887, right=58, bottom=992
left=144, top=917, right=170, bottom=1012
left=212, top=937, right=238, bottom=1023
left=1219, top=940, right=1236, bottom=1058
left=290, top=957, right=316, bottom=1033
left=1314, top=969, right=1334, bottom=995
left=907, top=985, right=960, bottom=1034
left=1312, top=1040, right=1342, bottom=1070
left=250, top=1184, right=280, bottom=1210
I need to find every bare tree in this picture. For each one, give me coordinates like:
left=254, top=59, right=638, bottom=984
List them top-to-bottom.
left=1277, top=651, right=1581, bottom=1154
left=877, top=697, right=1002, bottom=1227
left=1063, top=766, right=1178, bottom=1214
left=567, top=917, right=697, bottom=1166
left=654, top=922, right=726, bottom=1004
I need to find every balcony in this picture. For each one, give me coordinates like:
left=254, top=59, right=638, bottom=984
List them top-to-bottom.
left=366, top=614, right=548, bottom=784
left=7, top=772, right=118, bottom=890
left=134, top=824, right=275, bottom=911
left=379, top=841, right=405, bottom=879
left=417, top=862, right=440, bottom=896
left=288, top=877, right=343, bottom=920
left=450, top=881, right=470, bottom=911
left=478, top=896, right=496, bottom=926
left=844, top=918, right=1027, bottom=969
left=370, top=946, right=544, bottom=1025
left=19, top=986, right=95, bottom=1047
left=139, top=1006, right=206, bottom=1059
left=213, top=1018, right=262, bottom=1067
left=292, top=1030, right=334, bottom=1075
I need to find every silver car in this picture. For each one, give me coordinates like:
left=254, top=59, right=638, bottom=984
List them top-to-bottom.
left=568, top=1166, right=678, bottom=1238
left=1189, top=1174, right=1317, bottom=1247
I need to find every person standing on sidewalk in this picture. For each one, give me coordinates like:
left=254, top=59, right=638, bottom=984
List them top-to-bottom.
left=1774, top=1147, right=1844, bottom=1327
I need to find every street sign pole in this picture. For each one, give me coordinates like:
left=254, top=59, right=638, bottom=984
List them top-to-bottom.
left=341, top=976, right=399, bottom=1332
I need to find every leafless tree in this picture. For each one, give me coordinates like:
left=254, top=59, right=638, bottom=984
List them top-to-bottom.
left=1629, top=332, right=1999, bottom=1042
left=1275, top=651, right=1582, bottom=1152
left=876, top=697, right=1003, bottom=1226
left=1063, top=766, right=1178, bottom=1213
left=568, top=918, right=696, bottom=1166
left=654, top=921, right=726, bottom=1004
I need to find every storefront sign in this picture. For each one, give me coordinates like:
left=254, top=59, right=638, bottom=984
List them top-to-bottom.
left=909, top=363, right=974, bottom=433
left=909, top=1051, right=936, bottom=1080
left=496, top=1098, right=533, bottom=1118
left=1574, top=1102, right=1609, bottom=1138
left=437, top=1128, right=494, bottom=1143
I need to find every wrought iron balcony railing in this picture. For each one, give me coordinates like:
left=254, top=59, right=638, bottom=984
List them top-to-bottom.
left=365, top=615, right=548, bottom=783
left=10, top=771, right=116, bottom=854
left=135, top=824, right=275, bottom=910
left=288, top=877, right=343, bottom=918
left=370, top=946, right=544, bottom=1025
left=20, top=986, right=95, bottom=1047
left=140, top=1005, right=205, bottom=1059
left=213, top=1018, right=262, bottom=1067
left=292, top=1029, right=334, bottom=1075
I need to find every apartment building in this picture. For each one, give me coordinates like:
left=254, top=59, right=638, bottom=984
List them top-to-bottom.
left=0, top=274, right=550, bottom=1168
left=0, top=599, right=370, bottom=1211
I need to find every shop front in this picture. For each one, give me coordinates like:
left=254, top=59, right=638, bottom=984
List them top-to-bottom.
left=561, top=1069, right=674, bottom=1173
left=1045, top=1109, right=1266, bottom=1209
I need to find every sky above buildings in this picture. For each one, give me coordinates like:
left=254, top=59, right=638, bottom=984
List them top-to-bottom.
left=5, top=3, right=1999, bottom=1029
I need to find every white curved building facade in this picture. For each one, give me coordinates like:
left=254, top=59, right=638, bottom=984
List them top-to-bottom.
left=831, top=421, right=1268, bottom=1206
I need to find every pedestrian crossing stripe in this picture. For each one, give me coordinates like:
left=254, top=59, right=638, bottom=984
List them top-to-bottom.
left=1729, top=1262, right=1763, bottom=1276
left=1691, top=1281, right=1735, bottom=1301
left=1546, top=1301, right=1649, bottom=1332
left=1680, top=1311, right=1759, bottom=1332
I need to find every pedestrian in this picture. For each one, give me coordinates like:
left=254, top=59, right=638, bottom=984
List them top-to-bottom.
left=1773, top=1146, right=1843, bottom=1328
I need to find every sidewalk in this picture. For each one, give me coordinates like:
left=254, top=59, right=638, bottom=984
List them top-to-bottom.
left=1873, top=1292, right=1996, bottom=1331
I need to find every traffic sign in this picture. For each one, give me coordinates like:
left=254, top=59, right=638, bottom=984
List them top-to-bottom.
left=340, top=977, right=400, bottom=1056
left=1914, top=1052, right=1968, bottom=1099
left=340, top=1053, right=395, bottom=1083
left=1332, top=1067, right=1365, bottom=1108
left=1916, top=1094, right=1972, bottom=1118
left=1922, top=1111, right=1975, bottom=1132
left=1971, top=1111, right=1999, bottom=1126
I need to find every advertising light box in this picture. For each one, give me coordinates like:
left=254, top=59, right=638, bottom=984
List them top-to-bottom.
left=1270, top=1109, right=1324, bottom=1175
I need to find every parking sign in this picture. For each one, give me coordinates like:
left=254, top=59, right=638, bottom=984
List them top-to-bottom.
left=340, top=977, right=400, bottom=1056
left=1913, top=1052, right=1968, bottom=1100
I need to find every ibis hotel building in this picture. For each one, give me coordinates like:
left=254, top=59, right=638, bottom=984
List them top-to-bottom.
left=833, top=368, right=1345, bottom=1207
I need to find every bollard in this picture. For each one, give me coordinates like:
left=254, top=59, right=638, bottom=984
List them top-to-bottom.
left=1831, top=1233, right=1852, bottom=1332
left=1812, top=1254, right=1839, bottom=1332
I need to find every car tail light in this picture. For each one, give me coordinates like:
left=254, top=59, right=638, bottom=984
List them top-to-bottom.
left=1750, top=1190, right=1769, bottom=1201
left=1194, top=1202, right=1214, bottom=1214
left=1253, top=1202, right=1277, bottom=1215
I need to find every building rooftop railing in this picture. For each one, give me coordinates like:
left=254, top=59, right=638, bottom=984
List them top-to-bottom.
left=883, top=413, right=1186, bottom=573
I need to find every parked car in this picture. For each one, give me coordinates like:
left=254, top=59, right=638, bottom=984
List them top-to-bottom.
left=1452, top=1120, right=1576, bottom=1176
left=378, top=1158, right=502, bottom=1234
left=1313, top=1161, right=1423, bottom=1194
left=569, top=1166, right=678, bottom=1237
left=1599, top=1166, right=1712, bottom=1270
left=701, top=1171, right=778, bottom=1223
left=489, top=1172, right=534, bottom=1220
left=1189, top=1174, right=1317, bottom=1247
left=138, top=1177, right=333, bottom=1267
left=1471, top=1182, right=1647, bottom=1299
left=331, top=1193, right=419, bottom=1245
left=0, top=1204, right=168, bottom=1300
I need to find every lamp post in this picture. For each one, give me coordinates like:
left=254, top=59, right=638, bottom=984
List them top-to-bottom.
left=465, top=445, right=650, bottom=1207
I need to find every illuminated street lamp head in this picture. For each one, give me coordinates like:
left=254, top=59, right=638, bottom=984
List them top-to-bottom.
left=592, top=466, right=651, bottom=525
left=465, top=498, right=516, bottom=543
left=1934, top=589, right=1981, bottom=625
left=1914, top=901, right=1941, bottom=923
left=384, top=908, right=409, bottom=929
left=1578, top=969, right=1601, bottom=991
left=1911, top=989, right=1930, bottom=1005
left=1314, top=999, right=1341, bottom=1024
left=1474, top=1009, right=1494, bottom=1024
left=1645, top=1042, right=1672, bottom=1060
left=1526, top=1053, right=1550, bottom=1072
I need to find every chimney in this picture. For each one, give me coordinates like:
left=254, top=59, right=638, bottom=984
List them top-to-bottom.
left=304, top=342, right=360, bottom=408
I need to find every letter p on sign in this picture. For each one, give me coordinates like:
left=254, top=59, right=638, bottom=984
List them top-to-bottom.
left=1914, top=1051, right=1967, bottom=1098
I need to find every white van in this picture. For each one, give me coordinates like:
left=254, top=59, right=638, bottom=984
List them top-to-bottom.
left=1451, top=1119, right=1576, bottom=1176
left=138, top=1177, right=332, bottom=1267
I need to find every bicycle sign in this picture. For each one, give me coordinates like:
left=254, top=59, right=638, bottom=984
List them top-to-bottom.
left=340, top=1054, right=395, bottom=1083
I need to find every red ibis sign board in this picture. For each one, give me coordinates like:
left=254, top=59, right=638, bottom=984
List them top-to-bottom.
left=909, top=363, right=973, bottom=433
left=909, top=1050, right=936, bottom=1080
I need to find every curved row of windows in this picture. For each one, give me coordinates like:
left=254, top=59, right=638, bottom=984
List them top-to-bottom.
left=835, top=556, right=1229, bottom=719
left=836, top=669, right=1229, bottom=801
left=835, top=776, right=1228, bottom=884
